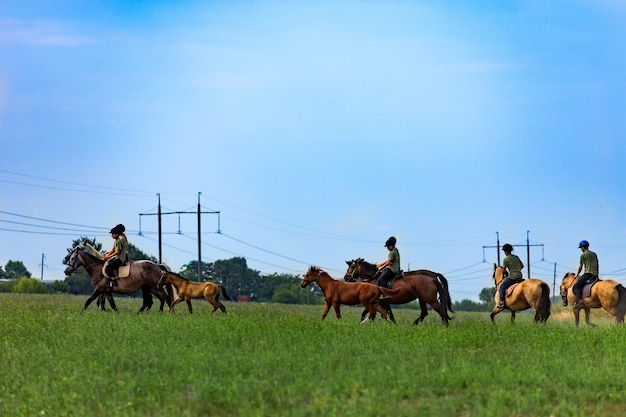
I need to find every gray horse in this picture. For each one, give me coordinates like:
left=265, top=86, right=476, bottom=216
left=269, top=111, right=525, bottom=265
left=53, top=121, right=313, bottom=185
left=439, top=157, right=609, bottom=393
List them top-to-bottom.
left=64, top=243, right=172, bottom=313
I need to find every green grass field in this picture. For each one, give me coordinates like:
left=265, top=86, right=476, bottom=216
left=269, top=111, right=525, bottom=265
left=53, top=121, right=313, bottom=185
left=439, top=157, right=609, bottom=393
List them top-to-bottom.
left=1, top=293, right=625, bottom=417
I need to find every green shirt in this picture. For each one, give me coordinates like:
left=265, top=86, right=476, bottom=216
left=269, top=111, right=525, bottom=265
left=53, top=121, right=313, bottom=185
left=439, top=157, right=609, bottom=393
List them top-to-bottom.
left=113, top=236, right=129, bottom=263
left=387, top=247, right=400, bottom=274
left=580, top=251, right=599, bottom=275
left=502, top=254, right=523, bottom=280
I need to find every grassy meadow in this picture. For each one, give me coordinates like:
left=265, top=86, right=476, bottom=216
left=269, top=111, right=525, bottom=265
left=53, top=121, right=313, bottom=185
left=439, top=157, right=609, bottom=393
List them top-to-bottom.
left=1, top=293, right=625, bottom=417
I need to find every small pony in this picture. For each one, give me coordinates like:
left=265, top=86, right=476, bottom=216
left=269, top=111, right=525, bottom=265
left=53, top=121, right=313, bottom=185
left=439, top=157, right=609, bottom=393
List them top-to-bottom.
left=158, top=268, right=231, bottom=314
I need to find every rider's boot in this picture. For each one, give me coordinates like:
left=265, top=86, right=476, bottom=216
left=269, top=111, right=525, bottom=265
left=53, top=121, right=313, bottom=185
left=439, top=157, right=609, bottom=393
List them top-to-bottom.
left=109, top=270, right=119, bottom=288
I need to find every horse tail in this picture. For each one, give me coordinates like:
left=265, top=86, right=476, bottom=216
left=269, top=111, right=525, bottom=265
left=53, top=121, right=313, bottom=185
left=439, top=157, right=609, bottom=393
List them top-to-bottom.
left=435, top=273, right=454, bottom=313
left=432, top=277, right=452, bottom=323
left=535, top=282, right=551, bottom=322
left=219, top=284, right=231, bottom=301
left=616, top=284, right=626, bottom=318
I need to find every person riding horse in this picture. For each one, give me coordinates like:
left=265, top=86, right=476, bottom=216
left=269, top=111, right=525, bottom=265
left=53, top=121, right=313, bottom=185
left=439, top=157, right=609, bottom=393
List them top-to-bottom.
left=103, top=223, right=129, bottom=287
left=377, top=236, right=400, bottom=289
left=573, top=240, right=599, bottom=308
left=497, top=243, right=524, bottom=309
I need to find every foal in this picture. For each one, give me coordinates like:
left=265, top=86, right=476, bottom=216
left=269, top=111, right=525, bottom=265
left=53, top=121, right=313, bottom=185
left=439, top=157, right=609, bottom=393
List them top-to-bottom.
left=300, top=266, right=398, bottom=323
left=158, top=270, right=231, bottom=314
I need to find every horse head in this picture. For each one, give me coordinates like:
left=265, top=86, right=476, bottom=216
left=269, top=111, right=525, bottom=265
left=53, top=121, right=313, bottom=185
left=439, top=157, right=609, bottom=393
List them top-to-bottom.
left=64, top=243, right=102, bottom=276
left=344, top=259, right=360, bottom=282
left=492, top=263, right=506, bottom=286
left=301, top=266, right=322, bottom=288
left=560, top=272, right=576, bottom=306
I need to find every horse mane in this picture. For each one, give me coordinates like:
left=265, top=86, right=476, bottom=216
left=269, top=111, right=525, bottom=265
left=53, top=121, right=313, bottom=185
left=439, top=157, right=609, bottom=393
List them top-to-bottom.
left=78, top=243, right=102, bottom=259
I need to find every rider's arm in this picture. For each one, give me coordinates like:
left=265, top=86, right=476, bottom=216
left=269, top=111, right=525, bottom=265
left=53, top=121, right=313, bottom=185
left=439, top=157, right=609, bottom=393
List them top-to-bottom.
left=377, top=260, right=390, bottom=270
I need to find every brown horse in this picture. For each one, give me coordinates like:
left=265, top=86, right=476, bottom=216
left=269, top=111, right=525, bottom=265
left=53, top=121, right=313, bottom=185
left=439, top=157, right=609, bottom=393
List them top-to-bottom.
left=64, top=243, right=172, bottom=313
left=344, top=258, right=453, bottom=325
left=490, top=264, right=551, bottom=323
left=301, top=266, right=397, bottom=323
left=157, top=269, right=231, bottom=314
left=560, top=272, right=626, bottom=327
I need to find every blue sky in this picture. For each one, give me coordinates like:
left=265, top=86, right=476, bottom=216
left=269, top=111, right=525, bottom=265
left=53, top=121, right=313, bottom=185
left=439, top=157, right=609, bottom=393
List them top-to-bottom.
left=1, top=0, right=625, bottom=302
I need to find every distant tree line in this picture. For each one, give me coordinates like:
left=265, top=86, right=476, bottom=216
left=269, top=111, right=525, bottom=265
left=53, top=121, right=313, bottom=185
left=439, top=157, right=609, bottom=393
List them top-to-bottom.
left=1, top=237, right=500, bottom=310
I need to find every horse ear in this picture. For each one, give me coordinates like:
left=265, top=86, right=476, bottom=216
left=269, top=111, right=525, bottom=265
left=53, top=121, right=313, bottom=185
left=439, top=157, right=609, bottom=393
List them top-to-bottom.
left=345, top=260, right=351, bottom=265
left=493, top=262, right=497, bottom=269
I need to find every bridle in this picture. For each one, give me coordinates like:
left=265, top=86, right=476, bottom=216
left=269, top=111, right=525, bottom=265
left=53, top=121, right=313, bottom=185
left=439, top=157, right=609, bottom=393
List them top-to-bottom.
left=345, top=261, right=361, bottom=282
left=302, top=269, right=323, bottom=287
left=560, top=274, right=576, bottom=305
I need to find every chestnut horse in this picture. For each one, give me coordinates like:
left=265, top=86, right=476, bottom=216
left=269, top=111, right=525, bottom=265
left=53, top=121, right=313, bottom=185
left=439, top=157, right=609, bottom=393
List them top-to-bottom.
left=64, top=243, right=172, bottom=313
left=344, top=258, right=453, bottom=325
left=490, top=264, right=551, bottom=323
left=300, top=266, right=397, bottom=323
left=157, top=269, right=231, bottom=314
left=560, top=272, right=626, bottom=327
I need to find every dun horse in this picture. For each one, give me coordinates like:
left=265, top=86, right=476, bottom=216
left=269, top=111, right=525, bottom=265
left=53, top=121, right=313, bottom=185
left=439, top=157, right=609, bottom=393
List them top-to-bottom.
left=64, top=243, right=172, bottom=313
left=344, top=258, right=453, bottom=325
left=491, top=264, right=551, bottom=323
left=300, top=266, right=397, bottom=323
left=158, top=269, right=231, bottom=314
left=560, top=272, right=626, bottom=327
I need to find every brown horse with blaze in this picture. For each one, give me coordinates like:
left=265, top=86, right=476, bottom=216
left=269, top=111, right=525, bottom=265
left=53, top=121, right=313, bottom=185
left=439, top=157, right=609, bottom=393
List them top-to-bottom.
left=301, top=266, right=397, bottom=323
left=560, top=272, right=626, bottom=327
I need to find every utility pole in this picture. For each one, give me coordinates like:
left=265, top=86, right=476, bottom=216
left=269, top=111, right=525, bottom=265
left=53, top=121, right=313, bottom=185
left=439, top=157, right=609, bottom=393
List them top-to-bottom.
left=139, top=193, right=220, bottom=281
left=483, top=231, right=544, bottom=278
left=39, top=253, right=47, bottom=281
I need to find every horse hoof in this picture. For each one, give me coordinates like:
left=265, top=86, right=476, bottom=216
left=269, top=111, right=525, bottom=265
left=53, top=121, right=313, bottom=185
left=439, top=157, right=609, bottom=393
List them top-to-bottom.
left=360, top=317, right=370, bottom=324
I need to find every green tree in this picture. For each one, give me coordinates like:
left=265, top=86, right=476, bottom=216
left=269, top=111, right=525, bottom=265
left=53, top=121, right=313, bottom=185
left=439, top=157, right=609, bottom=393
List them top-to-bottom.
left=211, top=257, right=261, bottom=299
left=5, top=260, right=31, bottom=279
left=178, top=261, right=213, bottom=281
left=0, top=265, right=6, bottom=279
left=256, top=273, right=301, bottom=301
left=12, top=277, right=47, bottom=294
left=49, top=280, right=69, bottom=293
left=271, top=283, right=301, bottom=304
left=479, top=287, right=496, bottom=304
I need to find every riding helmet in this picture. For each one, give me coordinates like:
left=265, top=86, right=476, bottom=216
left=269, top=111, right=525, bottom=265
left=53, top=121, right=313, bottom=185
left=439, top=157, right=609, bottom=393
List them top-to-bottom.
left=110, top=223, right=126, bottom=234
left=385, top=236, right=397, bottom=247
left=578, top=240, right=590, bottom=248
left=502, top=243, right=513, bottom=252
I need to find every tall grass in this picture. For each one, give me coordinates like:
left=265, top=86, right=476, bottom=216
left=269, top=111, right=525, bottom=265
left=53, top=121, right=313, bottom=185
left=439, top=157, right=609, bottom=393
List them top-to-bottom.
left=1, top=294, right=624, bottom=417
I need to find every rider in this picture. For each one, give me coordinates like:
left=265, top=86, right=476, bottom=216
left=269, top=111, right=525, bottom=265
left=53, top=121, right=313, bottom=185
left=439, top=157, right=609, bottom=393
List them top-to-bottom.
left=104, top=223, right=129, bottom=287
left=377, top=236, right=400, bottom=289
left=573, top=240, right=598, bottom=308
left=497, top=243, right=524, bottom=308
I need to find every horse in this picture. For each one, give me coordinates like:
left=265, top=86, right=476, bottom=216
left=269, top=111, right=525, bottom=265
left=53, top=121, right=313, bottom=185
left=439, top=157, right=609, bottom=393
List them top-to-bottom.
left=64, top=243, right=172, bottom=313
left=344, top=258, right=453, bottom=325
left=490, top=264, right=551, bottom=323
left=300, top=266, right=398, bottom=323
left=157, top=268, right=231, bottom=314
left=560, top=272, right=626, bottom=327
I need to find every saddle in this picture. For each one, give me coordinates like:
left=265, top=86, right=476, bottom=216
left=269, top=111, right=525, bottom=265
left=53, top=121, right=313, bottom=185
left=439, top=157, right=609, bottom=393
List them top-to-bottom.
left=102, top=260, right=134, bottom=279
left=386, top=270, right=404, bottom=289
left=582, top=276, right=600, bottom=298
left=504, top=279, right=525, bottom=298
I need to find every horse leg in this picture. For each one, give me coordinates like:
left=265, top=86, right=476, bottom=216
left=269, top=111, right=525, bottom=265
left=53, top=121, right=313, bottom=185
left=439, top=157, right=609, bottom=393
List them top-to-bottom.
left=82, top=290, right=103, bottom=312
left=105, top=292, right=118, bottom=312
left=169, top=297, right=183, bottom=313
left=186, top=299, right=193, bottom=314
left=414, top=299, right=429, bottom=324
left=380, top=300, right=395, bottom=324
left=320, top=301, right=331, bottom=320
left=332, top=302, right=342, bottom=319
left=490, top=307, right=500, bottom=323
left=360, top=309, right=370, bottom=322
left=584, top=309, right=596, bottom=328
left=510, top=311, right=516, bottom=323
